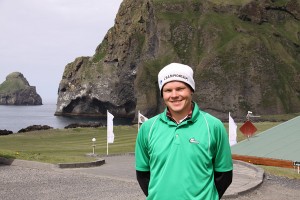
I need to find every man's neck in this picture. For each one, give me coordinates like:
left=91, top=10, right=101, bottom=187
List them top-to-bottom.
left=167, top=102, right=193, bottom=124
left=172, top=112, right=189, bottom=124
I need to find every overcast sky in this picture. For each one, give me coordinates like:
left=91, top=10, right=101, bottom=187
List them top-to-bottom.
left=0, top=0, right=123, bottom=104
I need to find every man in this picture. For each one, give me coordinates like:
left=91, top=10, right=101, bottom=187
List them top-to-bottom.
left=135, top=63, right=233, bottom=199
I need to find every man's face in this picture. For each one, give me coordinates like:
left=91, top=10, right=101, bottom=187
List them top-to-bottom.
left=162, top=81, right=193, bottom=116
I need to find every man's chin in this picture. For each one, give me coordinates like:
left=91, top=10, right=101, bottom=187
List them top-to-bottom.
left=169, top=105, right=183, bottom=112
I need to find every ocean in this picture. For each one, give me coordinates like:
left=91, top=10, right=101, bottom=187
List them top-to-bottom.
left=0, top=104, right=132, bottom=133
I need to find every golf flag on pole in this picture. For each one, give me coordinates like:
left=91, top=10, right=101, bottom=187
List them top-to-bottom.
left=107, top=110, right=114, bottom=155
left=107, top=111, right=114, bottom=144
left=138, top=111, right=148, bottom=124
left=138, top=111, right=148, bottom=131
left=229, top=112, right=237, bottom=146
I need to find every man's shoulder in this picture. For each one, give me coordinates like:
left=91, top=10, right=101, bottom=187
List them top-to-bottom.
left=198, top=109, right=223, bottom=125
left=142, top=113, right=162, bottom=126
left=138, top=114, right=163, bottom=137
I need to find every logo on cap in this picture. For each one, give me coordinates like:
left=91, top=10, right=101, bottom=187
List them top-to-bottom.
left=164, top=74, right=188, bottom=81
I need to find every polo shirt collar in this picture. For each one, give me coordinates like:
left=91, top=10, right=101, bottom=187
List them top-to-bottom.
left=161, top=102, right=200, bottom=125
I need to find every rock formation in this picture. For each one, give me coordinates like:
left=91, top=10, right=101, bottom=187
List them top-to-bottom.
left=56, top=0, right=300, bottom=121
left=0, top=72, right=42, bottom=105
left=64, top=122, right=104, bottom=129
left=17, top=125, right=52, bottom=133
left=0, top=129, right=13, bottom=136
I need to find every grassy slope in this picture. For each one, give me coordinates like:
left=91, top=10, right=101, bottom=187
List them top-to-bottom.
left=144, top=0, right=300, bottom=115
left=0, top=79, right=28, bottom=94
left=0, top=125, right=138, bottom=164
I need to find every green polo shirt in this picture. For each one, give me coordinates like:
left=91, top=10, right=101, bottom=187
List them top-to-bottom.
left=135, top=103, right=233, bottom=200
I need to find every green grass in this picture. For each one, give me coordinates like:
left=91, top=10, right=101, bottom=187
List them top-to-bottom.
left=0, top=79, right=28, bottom=94
left=260, top=112, right=300, bottom=122
left=224, top=121, right=283, bottom=142
left=1, top=122, right=299, bottom=179
left=0, top=125, right=138, bottom=164
left=260, top=165, right=300, bottom=179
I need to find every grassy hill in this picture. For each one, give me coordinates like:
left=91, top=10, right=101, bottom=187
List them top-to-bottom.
left=0, top=72, right=29, bottom=94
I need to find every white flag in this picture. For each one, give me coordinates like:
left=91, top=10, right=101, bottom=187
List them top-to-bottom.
left=107, top=111, right=114, bottom=144
left=138, top=112, right=148, bottom=123
left=229, top=112, right=237, bottom=146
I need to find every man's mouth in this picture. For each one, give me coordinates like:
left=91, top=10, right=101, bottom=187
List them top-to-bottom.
left=171, top=100, right=182, bottom=104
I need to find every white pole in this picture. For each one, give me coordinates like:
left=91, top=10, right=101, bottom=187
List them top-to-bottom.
left=107, top=110, right=108, bottom=155
left=138, top=110, right=140, bottom=131
left=92, top=138, right=96, bottom=154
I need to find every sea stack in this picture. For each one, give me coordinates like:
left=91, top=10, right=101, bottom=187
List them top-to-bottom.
left=0, top=72, right=42, bottom=105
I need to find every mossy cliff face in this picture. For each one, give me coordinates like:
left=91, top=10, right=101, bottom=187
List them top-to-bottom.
left=56, top=0, right=300, bottom=120
left=0, top=72, right=42, bottom=105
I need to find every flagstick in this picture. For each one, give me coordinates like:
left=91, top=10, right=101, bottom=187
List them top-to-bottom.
left=107, top=110, right=109, bottom=156
left=138, top=110, right=140, bottom=131
left=107, top=139, right=108, bottom=155
left=107, top=143, right=108, bottom=155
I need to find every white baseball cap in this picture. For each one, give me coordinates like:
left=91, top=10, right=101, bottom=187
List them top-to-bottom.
left=158, top=63, right=195, bottom=93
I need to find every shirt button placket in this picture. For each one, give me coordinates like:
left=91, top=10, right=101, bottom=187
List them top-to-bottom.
left=174, top=131, right=180, bottom=145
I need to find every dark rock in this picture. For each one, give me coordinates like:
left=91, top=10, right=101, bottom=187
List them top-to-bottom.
left=0, top=72, right=42, bottom=105
left=64, top=122, right=104, bottom=129
left=17, top=125, right=53, bottom=133
left=0, top=129, right=13, bottom=136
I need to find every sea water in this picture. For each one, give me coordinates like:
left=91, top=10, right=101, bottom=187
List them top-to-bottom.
left=0, top=104, right=132, bottom=133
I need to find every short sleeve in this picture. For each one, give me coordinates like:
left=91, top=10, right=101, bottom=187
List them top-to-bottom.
left=213, top=120, right=233, bottom=172
left=135, top=123, right=150, bottom=171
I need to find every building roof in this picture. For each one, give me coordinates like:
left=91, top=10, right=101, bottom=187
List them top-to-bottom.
left=231, top=116, right=300, bottom=162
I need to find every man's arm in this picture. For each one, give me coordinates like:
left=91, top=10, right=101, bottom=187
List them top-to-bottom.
left=136, top=170, right=150, bottom=196
left=214, top=170, right=233, bottom=199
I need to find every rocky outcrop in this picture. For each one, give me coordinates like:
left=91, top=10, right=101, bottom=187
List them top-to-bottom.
left=56, top=0, right=300, bottom=121
left=0, top=72, right=42, bottom=105
left=64, top=122, right=104, bottom=129
left=17, top=125, right=53, bottom=133
left=0, top=129, right=13, bottom=136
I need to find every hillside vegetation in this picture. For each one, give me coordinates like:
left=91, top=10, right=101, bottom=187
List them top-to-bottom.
left=56, top=0, right=300, bottom=121
left=0, top=72, right=29, bottom=93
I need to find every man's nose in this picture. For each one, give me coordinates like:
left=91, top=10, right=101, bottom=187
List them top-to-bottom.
left=170, top=90, right=178, bottom=97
